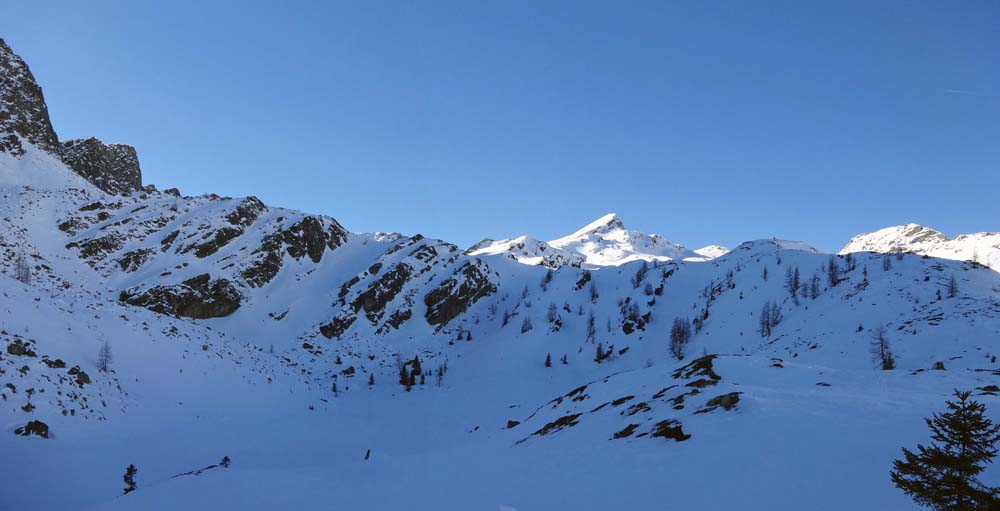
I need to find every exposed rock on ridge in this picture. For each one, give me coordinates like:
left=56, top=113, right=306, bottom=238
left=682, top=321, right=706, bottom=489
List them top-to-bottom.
left=0, top=37, right=142, bottom=194
left=60, top=137, right=142, bottom=194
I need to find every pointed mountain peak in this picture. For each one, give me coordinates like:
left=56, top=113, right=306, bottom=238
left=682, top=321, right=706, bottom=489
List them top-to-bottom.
left=561, top=213, right=625, bottom=240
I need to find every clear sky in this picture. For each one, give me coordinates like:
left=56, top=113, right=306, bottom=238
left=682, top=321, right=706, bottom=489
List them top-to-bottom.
left=4, top=1, right=998, bottom=251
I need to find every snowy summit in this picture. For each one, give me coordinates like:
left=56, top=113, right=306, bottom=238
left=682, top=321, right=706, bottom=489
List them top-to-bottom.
left=470, top=212, right=729, bottom=268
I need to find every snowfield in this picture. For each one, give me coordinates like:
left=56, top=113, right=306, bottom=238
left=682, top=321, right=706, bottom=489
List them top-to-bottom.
left=3, top=34, right=1000, bottom=508
left=4, top=151, right=1000, bottom=509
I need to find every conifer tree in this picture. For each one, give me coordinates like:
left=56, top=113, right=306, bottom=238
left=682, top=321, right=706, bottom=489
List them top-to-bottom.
left=14, top=252, right=31, bottom=284
left=828, top=256, right=841, bottom=287
left=784, top=266, right=801, bottom=304
left=757, top=300, right=782, bottom=337
left=586, top=313, right=596, bottom=343
left=669, top=317, right=692, bottom=360
left=870, top=324, right=895, bottom=370
left=97, top=340, right=113, bottom=372
left=544, top=353, right=552, bottom=367
left=398, top=363, right=409, bottom=387
left=892, top=390, right=1000, bottom=510
left=123, top=464, right=138, bottom=494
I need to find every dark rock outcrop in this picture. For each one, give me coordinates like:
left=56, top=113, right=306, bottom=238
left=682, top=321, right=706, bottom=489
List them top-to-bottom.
left=0, top=38, right=60, bottom=156
left=1, top=38, right=143, bottom=193
left=60, top=138, right=142, bottom=194
left=225, top=196, right=266, bottom=227
left=175, top=198, right=266, bottom=259
left=242, top=215, right=348, bottom=288
left=283, top=216, right=347, bottom=263
left=186, top=227, right=244, bottom=259
left=70, top=233, right=126, bottom=264
left=117, top=248, right=155, bottom=272
left=424, top=260, right=497, bottom=327
left=353, top=263, right=413, bottom=322
left=120, top=273, right=242, bottom=319
left=319, top=315, right=357, bottom=339
left=6, top=339, right=36, bottom=357
left=42, top=358, right=66, bottom=368
left=67, top=366, right=91, bottom=387
left=700, top=392, right=741, bottom=412
left=650, top=419, right=690, bottom=442
left=14, top=420, right=49, bottom=439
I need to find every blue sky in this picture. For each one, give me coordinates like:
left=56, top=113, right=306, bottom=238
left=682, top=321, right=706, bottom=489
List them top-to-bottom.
left=4, top=1, right=998, bottom=251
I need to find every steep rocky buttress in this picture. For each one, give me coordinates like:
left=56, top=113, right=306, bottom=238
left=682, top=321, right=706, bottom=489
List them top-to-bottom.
left=0, top=38, right=142, bottom=194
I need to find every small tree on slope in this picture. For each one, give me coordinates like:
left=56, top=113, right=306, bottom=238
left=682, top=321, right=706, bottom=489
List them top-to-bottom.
left=14, top=252, right=31, bottom=284
left=827, top=256, right=841, bottom=287
left=784, top=266, right=800, bottom=305
left=669, top=317, right=692, bottom=360
left=870, top=324, right=895, bottom=371
left=97, top=340, right=113, bottom=372
left=891, top=390, right=1000, bottom=510
left=123, top=464, right=137, bottom=494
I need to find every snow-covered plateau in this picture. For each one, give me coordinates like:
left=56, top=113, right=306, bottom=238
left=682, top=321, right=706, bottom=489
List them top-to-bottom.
left=3, top=36, right=1000, bottom=510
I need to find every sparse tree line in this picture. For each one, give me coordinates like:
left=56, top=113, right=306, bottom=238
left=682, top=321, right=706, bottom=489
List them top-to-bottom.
left=487, top=251, right=962, bottom=374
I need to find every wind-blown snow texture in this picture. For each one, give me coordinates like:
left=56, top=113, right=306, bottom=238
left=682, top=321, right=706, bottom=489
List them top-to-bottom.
left=3, top=38, right=1000, bottom=511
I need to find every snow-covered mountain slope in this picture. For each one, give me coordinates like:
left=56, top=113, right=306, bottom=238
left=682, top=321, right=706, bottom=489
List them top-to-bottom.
left=4, top=37, right=1000, bottom=511
left=0, top=141, right=94, bottom=190
left=470, top=212, right=729, bottom=269
left=548, top=213, right=728, bottom=265
left=841, top=223, right=1000, bottom=272
left=467, top=235, right=585, bottom=268
left=693, top=244, right=730, bottom=259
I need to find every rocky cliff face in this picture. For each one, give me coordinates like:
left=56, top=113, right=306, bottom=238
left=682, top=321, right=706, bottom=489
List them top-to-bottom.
left=0, top=38, right=142, bottom=194
left=0, top=38, right=60, bottom=156
left=60, top=138, right=142, bottom=194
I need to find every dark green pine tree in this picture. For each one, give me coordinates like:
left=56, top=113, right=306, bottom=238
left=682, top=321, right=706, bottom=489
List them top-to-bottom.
left=891, top=390, right=1000, bottom=510
left=123, top=464, right=137, bottom=494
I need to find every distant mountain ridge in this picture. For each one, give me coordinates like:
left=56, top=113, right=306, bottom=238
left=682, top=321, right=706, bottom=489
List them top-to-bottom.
left=470, top=212, right=730, bottom=268
left=841, top=223, right=1000, bottom=271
